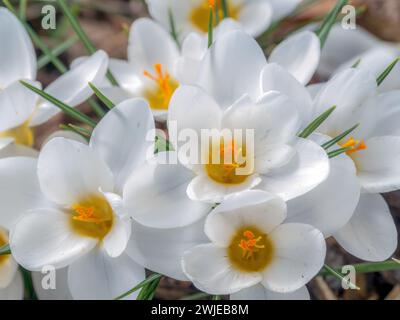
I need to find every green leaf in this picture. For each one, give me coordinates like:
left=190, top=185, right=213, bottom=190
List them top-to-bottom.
left=19, top=0, right=28, bottom=20
left=56, top=0, right=119, bottom=86
left=221, top=0, right=228, bottom=18
left=316, top=0, right=348, bottom=48
left=208, top=6, right=213, bottom=48
left=168, top=8, right=180, bottom=47
left=37, top=36, right=78, bottom=70
left=377, top=57, right=400, bottom=86
left=351, top=58, right=362, bottom=68
left=20, top=80, right=97, bottom=127
left=89, top=82, right=115, bottom=110
left=298, top=106, right=336, bottom=139
left=60, top=124, right=91, bottom=141
left=321, top=124, right=359, bottom=150
left=155, top=135, right=173, bottom=153
left=327, top=146, right=352, bottom=158
left=0, top=243, right=11, bottom=256
left=319, top=260, right=400, bottom=276
left=322, top=264, right=360, bottom=290
left=21, top=268, right=38, bottom=300
left=114, top=273, right=162, bottom=300
left=137, top=276, right=162, bottom=300
left=212, top=295, right=222, bottom=300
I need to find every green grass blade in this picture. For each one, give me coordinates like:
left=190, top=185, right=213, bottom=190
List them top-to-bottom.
left=221, top=0, right=228, bottom=18
left=316, top=0, right=348, bottom=48
left=208, top=6, right=213, bottom=48
left=168, top=8, right=180, bottom=47
left=37, top=36, right=78, bottom=70
left=377, top=57, right=400, bottom=86
left=20, top=80, right=97, bottom=127
left=89, top=82, right=115, bottom=110
left=298, top=106, right=336, bottom=139
left=59, top=124, right=91, bottom=141
left=321, top=124, right=359, bottom=150
left=327, top=146, right=352, bottom=158
left=0, top=244, right=11, bottom=256
left=319, top=260, right=400, bottom=276
left=322, top=264, right=360, bottom=290
left=114, top=273, right=162, bottom=300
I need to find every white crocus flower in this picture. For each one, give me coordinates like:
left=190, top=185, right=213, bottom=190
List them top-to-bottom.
left=146, top=0, right=302, bottom=39
left=0, top=8, right=108, bottom=158
left=2, top=98, right=164, bottom=299
left=181, top=190, right=326, bottom=295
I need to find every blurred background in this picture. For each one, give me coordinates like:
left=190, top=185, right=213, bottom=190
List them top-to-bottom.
left=2, top=0, right=400, bottom=300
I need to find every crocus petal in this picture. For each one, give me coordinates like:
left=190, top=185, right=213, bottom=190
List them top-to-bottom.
left=268, top=0, right=302, bottom=20
left=237, top=1, right=272, bottom=38
left=0, top=8, right=36, bottom=87
left=128, top=18, right=179, bottom=74
left=197, top=30, right=267, bottom=109
left=269, top=31, right=320, bottom=85
left=30, top=50, right=109, bottom=126
left=108, top=58, right=141, bottom=92
left=261, top=63, right=314, bottom=124
left=0, top=80, right=40, bottom=132
left=90, top=98, right=155, bottom=194
left=42, top=130, right=88, bottom=146
left=356, top=136, right=400, bottom=193
left=38, top=138, right=114, bottom=206
left=260, top=138, right=330, bottom=201
left=0, top=143, right=38, bottom=159
left=124, top=152, right=211, bottom=229
left=286, top=154, right=360, bottom=237
left=0, top=157, right=50, bottom=229
left=205, top=190, right=287, bottom=247
left=334, top=193, right=397, bottom=262
left=10, top=208, right=97, bottom=271
left=126, top=218, right=208, bottom=281
left=262, top=223, right=326, bottom=292
left=182, top=244, right=262, bottom=295
left=68, top=248, right=145, bottom=300
left=32, top=267, right=73, bottom=300
left=0, top=270, right=24, bottom=300
left=231, top=284, right=310, bottom=300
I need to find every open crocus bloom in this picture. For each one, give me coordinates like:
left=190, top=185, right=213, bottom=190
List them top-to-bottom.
left=146, top=0, right=302, bottom=39
left=0, top=8, right=108, bottom=158
left=98, top=18, right=183, bottom=120
left=306, top=67, right=399, bottom=261
left=2, top=98, right=165, bottom=299
left=182, top=190, right=326, bottom=295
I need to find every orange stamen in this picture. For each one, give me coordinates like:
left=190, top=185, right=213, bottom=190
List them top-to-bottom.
left=341, top=137, right=367, bottom=155
left=72, top=204, right=106, bottom=224
left=238, top=230, right=265, bottom=259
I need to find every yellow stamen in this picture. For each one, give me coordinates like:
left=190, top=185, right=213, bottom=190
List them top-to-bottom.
left=142, top=63, right=179, bottom=110
left=0, top=120, right=34, bottom=147
left=340, top=137, right=366, bottom=155
left=238, top=230, right=266, bottom=259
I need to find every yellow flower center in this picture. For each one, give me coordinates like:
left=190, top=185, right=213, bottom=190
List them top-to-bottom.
left=190, top=0, right=241, bottom=32
left=142, top=63, right=179, bottom=110
left=0, top=120, right=34, bottom=147
left=340, top=137, right=366, bottom=155
left=205, top=138, right=252, bottom=185
left=69, top=195, right=113, bottom=240
left=228, top=227, right=274, bottom=272
left=0, top=230, right=10, bottom=265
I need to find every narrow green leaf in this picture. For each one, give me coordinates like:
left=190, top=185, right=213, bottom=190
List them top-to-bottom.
left=19, top=0, right=28, bottom=19
left=57, top=0, right=119, bottom=86
left=214, top=0, right=220, bottom=24
left=221, top=0, right=228, bottom=18
left=316, top=0, right=348, bottom=48
left=208, top=6, right=213, bottom=48
left=168, top=8, right=180, bottom=47
left=37, top=36, right=78, bottom=70
left=377, top=57, right=400, bottom=86
left=351, top=58, right=362, bottom=68
left=20, top=81, right=97, bottom=127
left=89, top=82, right=115, bottom=110
left=88, top=99, right=106, bottom=118
left=298, top=106, right=336, bottom=139
left=60, top=124, right=91, bottom=141
left=321, top=124, right=359, bottom=150
left=155, top=135, right=173, bottom=153
left=327, top=146, right=352, bottom=158
left=0, top=244, right=11, bottom=256
left=319, top=260, right=400, bottom=275
left=322, top=264, right=360, bottom=290
left=21, top=268, right=38, bottom=300
left=114, top=273, right=162, bottom=300
left=138, top=276, right=162, bottom=300
left=212, top=295, right=222, bottom=300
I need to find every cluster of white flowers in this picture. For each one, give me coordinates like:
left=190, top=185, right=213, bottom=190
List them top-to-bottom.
left=0, top=0, right=399, bottom=300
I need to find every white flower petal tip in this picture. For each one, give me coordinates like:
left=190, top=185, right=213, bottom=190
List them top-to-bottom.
left=269, top=31, right=321, bottom=85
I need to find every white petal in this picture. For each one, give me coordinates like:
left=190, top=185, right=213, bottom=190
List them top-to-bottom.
left=268, top=0, right=302, bottom=20
left=238, top=2, right=272, bottom=38
left=0, top=8, right=36, bottom=87
left=128, top=18, right=179, bottom=74
left=197, top=30, right=267, bottom=109
left=269, top=31, right=320, bottom=84
left=31, top=50, right=109, bottom=126
left=108, top=58, right=141, bottom=92
left=261, top=63, right=314, bottom=124
left=0, top=80, right=40, bottom=131
left=222, top=91, right=301, bottom=146
left=90, top=98, right=155, bottom=194
left=42, top=130, right=88, bottom=146
left=356, top=136, right=400, bottom=193
left=38, top=138, right=114, bottom=206
left=260, top=138, right=330, bottom=200
left=0, top=144, right=38, bottom=159
left=255, top=144, right=296, bottom=173
left=124, top=152, right=211, bottom=229
left=286, top=154, right=360, bottom=237
left=0, top=157, right=49, bottom=229
left=187, top=173, right=262, bottom=203
left=205, top=190, right=287, bottom=247
left=334, top=193, right=397, bottom=262
left=10, top=208, right=97, bottom=271
left=126, top=218, right=208, bottom=281
left=262, top=223, right=326, bottom=292
left=182, top=244, right=262, bottom=295
left=68, top=249, right=145, bottom=300
left=32, top=267, right=73, bottom=300
left=0, top=270, right=24, bottom=300
left=231, top=284, right=310, bottom=300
